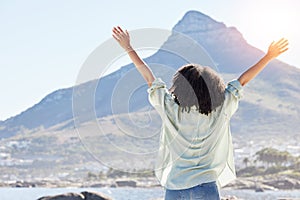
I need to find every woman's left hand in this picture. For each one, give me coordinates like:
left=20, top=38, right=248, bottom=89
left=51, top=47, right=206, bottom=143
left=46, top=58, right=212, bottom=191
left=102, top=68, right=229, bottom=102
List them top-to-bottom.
left=112, top=26, right=132, bottom=51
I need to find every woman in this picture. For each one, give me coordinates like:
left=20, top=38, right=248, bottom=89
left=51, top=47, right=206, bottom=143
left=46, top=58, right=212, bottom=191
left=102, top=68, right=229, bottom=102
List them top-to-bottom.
left=112, top=26, right=288, bottom=200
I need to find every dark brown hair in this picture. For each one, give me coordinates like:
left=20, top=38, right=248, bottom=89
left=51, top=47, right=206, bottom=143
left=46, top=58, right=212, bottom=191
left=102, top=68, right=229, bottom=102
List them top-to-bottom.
left=169, top=64, right=226, bottom=115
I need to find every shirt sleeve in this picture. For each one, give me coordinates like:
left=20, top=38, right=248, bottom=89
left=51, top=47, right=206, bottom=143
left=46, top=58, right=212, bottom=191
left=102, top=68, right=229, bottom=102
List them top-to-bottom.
left=147, top=77, right=167, bottom=104
left=147, top=78, right=170, bottom=116
left=223, top=79, right=243, bottom=118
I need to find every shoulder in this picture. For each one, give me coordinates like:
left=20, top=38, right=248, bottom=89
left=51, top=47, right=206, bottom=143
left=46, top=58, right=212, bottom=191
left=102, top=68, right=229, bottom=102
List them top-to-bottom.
left=147, top=77, right=178, bottom=111
left=147, top=78, right=166, bottom=94
left=221, top=79, right=244, bottom=117
left=225, top=79, right=243, bottom=100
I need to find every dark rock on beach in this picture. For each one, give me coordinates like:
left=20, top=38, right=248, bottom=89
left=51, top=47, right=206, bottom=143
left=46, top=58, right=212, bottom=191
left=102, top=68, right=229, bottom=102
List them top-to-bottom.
left=12, top=180, right=37, bottom=188
left=115, top=180, right=137, bottom=187
left=37, top=191, right=112, bottom=200
left=81, top=191, right=112, bottom=200
left=37, top=193, right=84, bottom=200
left=221, top=196, right=240, bottom=200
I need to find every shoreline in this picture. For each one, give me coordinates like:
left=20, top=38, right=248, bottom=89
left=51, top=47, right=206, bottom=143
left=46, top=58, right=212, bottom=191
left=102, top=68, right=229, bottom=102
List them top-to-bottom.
left=1, top=176, right=300, bottom=191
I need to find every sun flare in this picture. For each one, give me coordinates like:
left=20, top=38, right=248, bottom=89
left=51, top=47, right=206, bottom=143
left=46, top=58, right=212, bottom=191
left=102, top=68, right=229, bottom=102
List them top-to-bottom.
left=235, top=0, right=297, bottom=63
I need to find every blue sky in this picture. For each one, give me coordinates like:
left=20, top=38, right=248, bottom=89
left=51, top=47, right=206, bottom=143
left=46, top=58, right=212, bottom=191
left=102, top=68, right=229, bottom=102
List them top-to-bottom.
left=0, top=0, right=299, bottom=120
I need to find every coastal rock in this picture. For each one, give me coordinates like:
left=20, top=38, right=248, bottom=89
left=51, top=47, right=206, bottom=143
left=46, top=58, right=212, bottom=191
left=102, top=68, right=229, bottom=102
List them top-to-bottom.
left=225, top=176, right=300, bottom=190
left=263, top=177, right=300, bottom=190
left=224, top=178, right=276, bottom=190
left=224, top=178, right=257, bottom=190
left=11, top=180, right=37, bottom=188
left=115, top=180, right=137, bottom=187
left=89, top=183, right=106, bottom=188
left=110, top=183, right=117, bottom=188
left=37, top=191, right=112, bottom=200
left=81, top=191, right=112, bottom=200
left=37, top=193, right=84, bottom=200
left=221, top=196, right=240, bottom=200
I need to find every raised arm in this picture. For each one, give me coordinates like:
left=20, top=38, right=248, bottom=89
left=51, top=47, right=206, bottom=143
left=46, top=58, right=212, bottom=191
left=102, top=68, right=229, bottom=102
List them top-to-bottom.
left=112, top=26, right=155, bottom=87
left=238, top=38, right=289, bottom=86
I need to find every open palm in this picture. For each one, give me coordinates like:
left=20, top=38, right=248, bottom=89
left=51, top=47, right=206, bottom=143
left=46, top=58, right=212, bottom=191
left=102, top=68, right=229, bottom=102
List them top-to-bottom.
left=112, top=26, right=131, bottom=50
left=267, top=38, right=289, bottom=59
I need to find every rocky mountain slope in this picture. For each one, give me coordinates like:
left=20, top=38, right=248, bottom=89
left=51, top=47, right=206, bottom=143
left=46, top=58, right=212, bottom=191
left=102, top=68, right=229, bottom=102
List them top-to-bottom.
left=1, top=11, right=299, bottom=139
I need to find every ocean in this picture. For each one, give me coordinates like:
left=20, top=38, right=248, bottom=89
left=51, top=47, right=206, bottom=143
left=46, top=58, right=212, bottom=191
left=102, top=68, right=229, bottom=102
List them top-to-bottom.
left=0, top=187, right=299, bottom=200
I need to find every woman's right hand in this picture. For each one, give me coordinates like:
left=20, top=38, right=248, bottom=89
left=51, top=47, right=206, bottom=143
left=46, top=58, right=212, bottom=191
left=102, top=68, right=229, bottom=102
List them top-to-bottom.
left=112, top=26, right=132, bottom=51
left=238, top=38, right=289, bottom=86
left=266, top=38, right=289, bottom=59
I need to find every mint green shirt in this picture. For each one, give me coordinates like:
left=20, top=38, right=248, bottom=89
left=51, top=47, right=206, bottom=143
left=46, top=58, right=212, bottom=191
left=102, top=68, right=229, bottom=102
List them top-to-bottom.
left=147, top=78, right=243, bottom=190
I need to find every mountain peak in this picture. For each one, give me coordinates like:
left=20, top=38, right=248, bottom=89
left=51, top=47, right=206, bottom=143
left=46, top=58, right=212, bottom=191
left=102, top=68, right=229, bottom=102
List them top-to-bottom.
left=174, top=10, right=226, bottom=33
left=183, top=10, right=214, bottom=21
